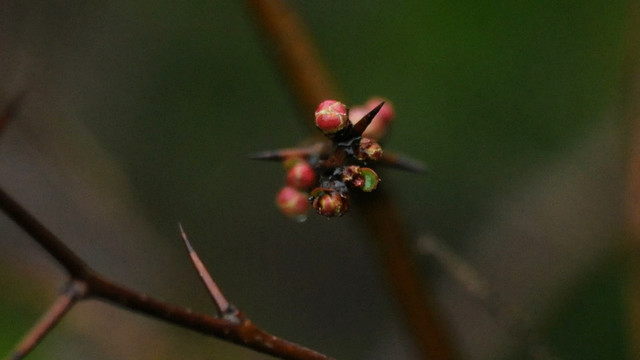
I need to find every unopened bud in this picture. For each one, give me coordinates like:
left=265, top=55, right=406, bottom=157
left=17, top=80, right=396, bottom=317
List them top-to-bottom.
left=315, top=100, right=349, bottom=135
left=357, top=138, right=383, bottom=161
left=286, top=160, right=316, bottom=189
left=342, top=166, right=379, bottom=192
left=276, top=186, right=309, bottom=218
left=311, top=188, right=349, bottom=217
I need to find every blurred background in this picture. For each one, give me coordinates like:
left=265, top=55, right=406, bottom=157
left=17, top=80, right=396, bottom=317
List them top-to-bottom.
left=0, top=0, right=630, bottom=359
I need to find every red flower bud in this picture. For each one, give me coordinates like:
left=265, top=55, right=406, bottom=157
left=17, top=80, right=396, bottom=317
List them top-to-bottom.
left=315, top=100, right=349, bottom=135
left=357, top=138, right=383, bottom=161
left=286, top=160, right=316, bottom=189
left=276, top=186, right=309, bottom=218
left=311, top=188, right=349, bottom=217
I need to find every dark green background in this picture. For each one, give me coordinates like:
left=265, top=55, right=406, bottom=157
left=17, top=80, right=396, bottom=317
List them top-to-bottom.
left=0, top=1, right=630, bottom=359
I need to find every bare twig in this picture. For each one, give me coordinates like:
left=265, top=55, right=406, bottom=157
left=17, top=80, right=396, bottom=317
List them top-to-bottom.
left=245, top=1, right=456, bottom=358
left=249, top=143, right=328, bottom=162
left=0, top=186, right=333, bottom=360
left=6, top=280, right=87, bottom=360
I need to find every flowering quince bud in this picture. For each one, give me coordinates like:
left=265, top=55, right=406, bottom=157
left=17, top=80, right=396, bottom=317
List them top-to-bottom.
left=349, top=97, right=394, bottom=139
left=315, top=100, right=349, bottom=135
left=357, top=137, right=383, bottom=161
left=286, top=160, right=316, bottom=189
left=342, top=165, right=379, bottom=192
left=342, top=165, right=364, bottom=187
left=276, top=186, right=309, bottom=218
left=310, top=188, right=349, bottom=217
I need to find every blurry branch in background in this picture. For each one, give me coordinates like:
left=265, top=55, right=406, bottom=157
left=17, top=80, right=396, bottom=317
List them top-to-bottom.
left=244, top=0, right=340, bottom=128
left=245, top=1, right=456, bottom=359
left=623, top=1, right=640, bottom=358
left=0, top=92, right=26, bottom=135
left=0, top=183, right=333, bottom=360
left=417, top=235, right=557, bottom=360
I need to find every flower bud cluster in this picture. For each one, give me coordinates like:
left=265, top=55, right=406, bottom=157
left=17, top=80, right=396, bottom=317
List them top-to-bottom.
left=272, top=97, right=396, bottom=219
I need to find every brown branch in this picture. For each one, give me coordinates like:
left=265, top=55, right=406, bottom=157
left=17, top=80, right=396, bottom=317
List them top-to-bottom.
left=245, top=1, right=456, bottom=359
left=0, top=186, right=333, bottom=360
left=0, top=186, right=92, bottom=279
left=7, top=280, right=86, bottom=360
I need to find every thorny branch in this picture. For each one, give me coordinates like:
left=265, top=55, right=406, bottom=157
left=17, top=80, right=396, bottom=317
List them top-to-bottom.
left=245, top=1, right=456, bottom=359
left=0, top=183, right=330, bottom=360
left=0, top=184, right=333, bottom=360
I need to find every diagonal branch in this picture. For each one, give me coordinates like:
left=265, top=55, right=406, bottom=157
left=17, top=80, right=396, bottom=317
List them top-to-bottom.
left=0, top=185, right=333, bottom=360
left=0, top=186, right=92, bottom=279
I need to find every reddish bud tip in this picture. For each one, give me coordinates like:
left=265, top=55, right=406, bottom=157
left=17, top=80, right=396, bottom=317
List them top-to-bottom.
left=315, top=100, right=349, bottom=135
left=357, top=138, right=383, bottom=161
left=286, top=160, right=316, bottom=189
left=276, top=186, right=309, bottom=218
left=311, top=188, right=349, bottom=217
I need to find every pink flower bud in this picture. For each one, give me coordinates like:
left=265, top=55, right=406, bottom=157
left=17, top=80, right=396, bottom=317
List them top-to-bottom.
left=349, top=97, right=394, bottom=139
left=315, top=100, right=349, bottom=135
left=357, top=137, right=383, bottom=161
left=286, top=160, right=316, bottom=189
left=276, top=186, right=309, bottom=218
left=311, top=188, right=349, bottom=217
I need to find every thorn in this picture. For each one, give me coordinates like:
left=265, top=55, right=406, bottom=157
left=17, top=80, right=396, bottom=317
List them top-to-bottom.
left=352, top=101, right=384, bottom=137
left=248, top=143, right=326, bottom=162
left=248, top=149, right=292, bottom=161
left=380, top=152, right=428, bottom=173
left=178, top=222, right=194, bottom=253
left=178, top=223, right=232, bottom=318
